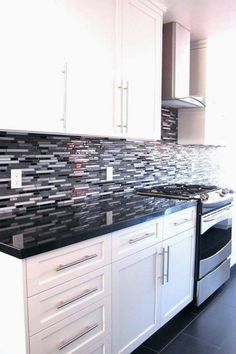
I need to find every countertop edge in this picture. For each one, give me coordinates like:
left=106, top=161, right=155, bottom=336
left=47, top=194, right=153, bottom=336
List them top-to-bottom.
left=0, top=199, right=197, bottom=259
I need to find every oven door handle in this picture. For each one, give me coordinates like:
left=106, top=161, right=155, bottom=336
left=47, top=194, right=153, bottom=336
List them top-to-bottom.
left=201, top=204, right=232, bottom=234
left=203, top=205, right=232, bottom=223
left=204, top=216, right=222, bottom=223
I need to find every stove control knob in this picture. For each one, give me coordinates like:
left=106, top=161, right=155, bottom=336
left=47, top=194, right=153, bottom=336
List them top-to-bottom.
left=220, top=188, right=230, bottom=197
left=219, top=191, right=225, bottom=197
left=200, top=193, right=209, bottom=201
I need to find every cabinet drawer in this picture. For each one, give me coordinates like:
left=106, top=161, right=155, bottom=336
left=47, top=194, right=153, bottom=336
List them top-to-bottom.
left=163, top=207, right=196, bottom=239
left=112, top=218, right=163, bottom=261
left=27, top=235, right=111, bottom=296
left=28, top=265, right=111, bottom=336
left=30, top=297, right=111, bottom=354
left=81, top=335, right=111, bottom=354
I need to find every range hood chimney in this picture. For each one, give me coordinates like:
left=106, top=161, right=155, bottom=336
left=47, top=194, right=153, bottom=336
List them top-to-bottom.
left=162, top=22, right=205, bottom=109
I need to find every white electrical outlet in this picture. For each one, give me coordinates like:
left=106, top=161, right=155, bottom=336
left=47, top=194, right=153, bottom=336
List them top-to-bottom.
left=106, top=166, right=113, bottom=181
left=11, top=169, right=22, bottom=189
left=106, top=211, right=113, bottom=225
left=12, top=234, right=24, bottom=248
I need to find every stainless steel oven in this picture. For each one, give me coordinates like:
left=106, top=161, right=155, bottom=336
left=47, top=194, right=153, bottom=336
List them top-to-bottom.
left=196, top=203, right=233, bottom=306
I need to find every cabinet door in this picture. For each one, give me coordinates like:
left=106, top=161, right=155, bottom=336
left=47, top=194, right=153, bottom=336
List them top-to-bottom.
left=0, top=0, right=65, bottom=133
left=65, top=0, right=115, bottom=137
left=116, top=0, right=163, bottom=139
left=160, top=229, right=195, bottom=326
left=112, top=246, right=161, bottom=354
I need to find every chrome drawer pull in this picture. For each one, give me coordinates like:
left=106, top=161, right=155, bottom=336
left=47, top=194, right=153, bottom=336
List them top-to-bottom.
left=117, top=80, right=124, bottom=133
left=123, top=81, right=129, bottom=133
left=173, top=218, right=192, bottom=226
left=129, top=232, right=155, bottom=244
left=165, top=246, right=170, bottom=283
left=158, top=248, right=165, bottom=285
left=56, top=254, right=98, bottom=272
left=57, top=287, right=98, bottom=309
left=58, top=323, right=98, bottom=350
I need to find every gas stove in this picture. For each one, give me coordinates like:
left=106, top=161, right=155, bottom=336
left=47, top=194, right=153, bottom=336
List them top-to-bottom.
left=136, top=184, right=233, bottom=212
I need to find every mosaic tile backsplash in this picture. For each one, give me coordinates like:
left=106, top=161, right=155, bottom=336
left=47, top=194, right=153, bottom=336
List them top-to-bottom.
left=0, top=108, right=225, bottom=215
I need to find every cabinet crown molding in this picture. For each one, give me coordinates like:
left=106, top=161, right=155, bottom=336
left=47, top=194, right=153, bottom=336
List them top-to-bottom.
left=143, top=0, right=167, bottom=14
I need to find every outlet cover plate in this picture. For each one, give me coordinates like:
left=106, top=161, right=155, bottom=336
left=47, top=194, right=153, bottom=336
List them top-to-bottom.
left=11, top=169, right=22, bottom=189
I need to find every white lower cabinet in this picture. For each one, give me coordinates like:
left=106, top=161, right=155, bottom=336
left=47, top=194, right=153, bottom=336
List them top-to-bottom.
left=0, top=207, right=196, bottom=354
left=111, top=208, right=196, bottom=354
left=160, top=229, right=195, bottom=326
left=112, top=246, right=160, bottom=354
left=28, top=266, right=111, bottom=336
left=30, top=297, right=111, bottom=354
left=81, top=336, right=111, bottom=354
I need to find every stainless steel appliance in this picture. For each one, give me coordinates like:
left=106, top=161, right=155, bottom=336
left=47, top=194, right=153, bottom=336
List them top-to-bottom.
left=162, top=22, right=205, bottom=109
left=137, top=184, right=233, bottom=306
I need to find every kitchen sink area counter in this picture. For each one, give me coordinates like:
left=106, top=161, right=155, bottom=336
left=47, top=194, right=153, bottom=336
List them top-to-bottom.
left=0, top=193, right=196, bottom=259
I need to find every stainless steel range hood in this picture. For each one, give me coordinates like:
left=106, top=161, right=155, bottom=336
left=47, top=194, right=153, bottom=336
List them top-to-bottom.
left=162, top=22, right=205, bottom=109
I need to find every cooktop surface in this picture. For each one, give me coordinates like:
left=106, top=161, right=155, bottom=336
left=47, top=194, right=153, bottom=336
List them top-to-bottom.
left=136, top=184, right=221, bottom=200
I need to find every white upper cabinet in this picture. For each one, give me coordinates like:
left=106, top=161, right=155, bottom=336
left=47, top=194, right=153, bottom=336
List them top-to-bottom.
left=0, top=0, right=66, bottom=133
left=0, top=0, right=165, bottom=138
left=65, top=0, right=116, bottom=137
left=115, top=0, right=165, bottom=140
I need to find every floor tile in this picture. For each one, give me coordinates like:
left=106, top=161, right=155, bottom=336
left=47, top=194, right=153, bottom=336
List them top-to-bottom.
left=229, top=264, right=236, bottom=279
left=215, top=279, right=236, bottom=307
left=184, top=301, right=236, bottom=347
left=142, top=308, right=197, bottom=352
left=217, top=332, right=236, bottom=354
left=160, top=333, right=220, bottom=354
left=132, top=346, right=159, bottom=354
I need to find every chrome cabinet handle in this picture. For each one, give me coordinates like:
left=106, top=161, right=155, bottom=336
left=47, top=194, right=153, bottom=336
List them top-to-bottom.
left=61, top=62, right=68, bottom=131
left=117, top=80, right=124, bottom=133
left=123, top=81, right=129, bottom=133
left=173, top=218, right=192, bottom=226
left=129, top=232, right=155, bottom=244
left=165, top=246, right=170, bottom=282
left=158, top=247, right=165, bottom=285
left=56, top=254, right=98, bottom=272
left=57, top=287, right=98, bottom=309
left=58, top=323, right=98, bottom=350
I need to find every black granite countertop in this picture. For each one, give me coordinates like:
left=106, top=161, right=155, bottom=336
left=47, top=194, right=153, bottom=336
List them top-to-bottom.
left=0, top=193, right=197, bottom=259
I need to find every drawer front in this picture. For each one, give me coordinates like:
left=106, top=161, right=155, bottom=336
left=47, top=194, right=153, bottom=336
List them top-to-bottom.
left=163, top=207, right=196, bottom=240
left=112, top=218, right=163, bottom=261
left=27, top=235, right=111, bottom=296
left=28, top=265, right=111, bottom=336
left=30, top=297, right=111, bottom=354
left=82, top=335, right=111, bottom=354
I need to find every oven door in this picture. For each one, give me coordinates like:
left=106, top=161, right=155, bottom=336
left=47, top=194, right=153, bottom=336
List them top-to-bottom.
left=199, top=204, right=232, bottom=279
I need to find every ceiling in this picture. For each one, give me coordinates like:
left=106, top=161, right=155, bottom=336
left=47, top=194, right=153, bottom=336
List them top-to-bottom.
left=161, top=0, right=236, bottom=40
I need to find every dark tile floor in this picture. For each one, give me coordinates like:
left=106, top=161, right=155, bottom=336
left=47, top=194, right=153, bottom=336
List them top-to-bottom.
left=132, top=266, right=236, bottom=354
